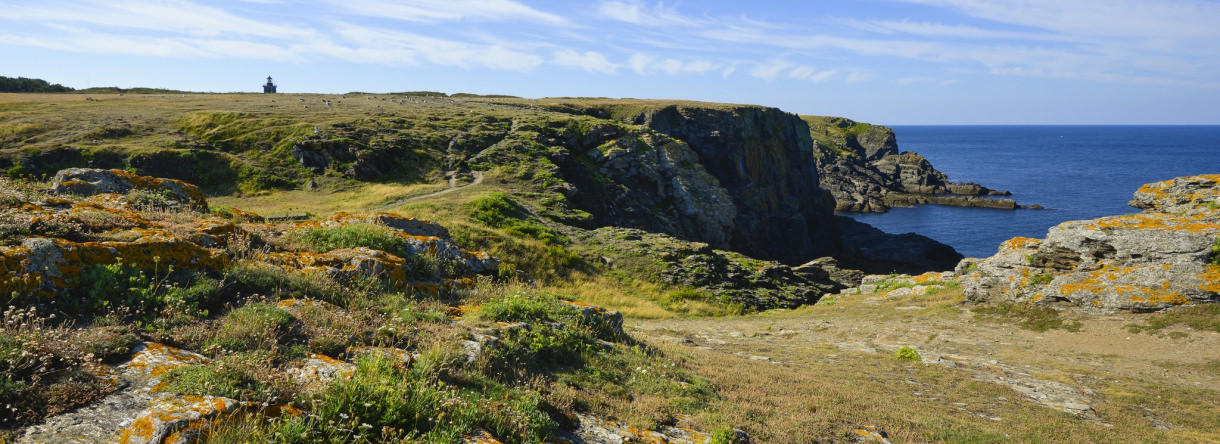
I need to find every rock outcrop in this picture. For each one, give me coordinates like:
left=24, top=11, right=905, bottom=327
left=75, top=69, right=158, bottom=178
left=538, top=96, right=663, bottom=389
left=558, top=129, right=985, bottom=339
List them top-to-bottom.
left=805, top=116, right=1019, bottom=213
left=51, top=168, right=209, bottom=211
left=0, top=171, right=497, bottom=300
left=959, top=174, right=1220, bottom=312
left=575, top=227, right=845, bottom=310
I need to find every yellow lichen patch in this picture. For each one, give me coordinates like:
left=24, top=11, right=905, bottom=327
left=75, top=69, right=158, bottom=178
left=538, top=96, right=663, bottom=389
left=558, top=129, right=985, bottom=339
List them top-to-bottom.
left=1089, top=212, right=1220, bottom=233
left=1001, top=237, right=1042, bottom=251
left=1199, top=265, right=1220, bottom=293
left=1059, top=266, right=1192, bottom=308
left=912, top=272, right=942, bottom=284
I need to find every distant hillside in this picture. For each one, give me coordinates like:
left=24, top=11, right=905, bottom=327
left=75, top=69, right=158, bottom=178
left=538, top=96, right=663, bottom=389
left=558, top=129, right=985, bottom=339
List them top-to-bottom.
left=0, top=76, right=74, bottom=93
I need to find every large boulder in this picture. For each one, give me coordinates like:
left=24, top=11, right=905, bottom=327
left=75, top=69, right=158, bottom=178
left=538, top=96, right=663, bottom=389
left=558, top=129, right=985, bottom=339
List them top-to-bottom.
left=959, top=175, right=1220, bottom=312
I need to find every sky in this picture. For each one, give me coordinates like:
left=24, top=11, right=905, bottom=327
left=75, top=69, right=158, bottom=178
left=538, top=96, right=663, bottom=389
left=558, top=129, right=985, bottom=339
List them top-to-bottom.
left=2, top=0, right=1220, bottom=124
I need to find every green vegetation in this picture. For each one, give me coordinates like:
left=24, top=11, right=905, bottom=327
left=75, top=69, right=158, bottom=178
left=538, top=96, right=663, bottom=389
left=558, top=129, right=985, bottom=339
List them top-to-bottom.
left=0, top=76, right=73, bottom=93
left=470, top=192, right=566, bottom=245
left=1028, top=273, right=1054, bottom=286
left=971, top=302, right=1083, bottom=332
left=1127, top=304, right=1220, bottom=334
left=894, top=346, right=921, bottom=362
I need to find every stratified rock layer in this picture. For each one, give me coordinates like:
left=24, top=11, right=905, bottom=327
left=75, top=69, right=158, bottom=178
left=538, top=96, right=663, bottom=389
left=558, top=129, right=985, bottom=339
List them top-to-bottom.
left=959, top=174, right=1220, bottom=312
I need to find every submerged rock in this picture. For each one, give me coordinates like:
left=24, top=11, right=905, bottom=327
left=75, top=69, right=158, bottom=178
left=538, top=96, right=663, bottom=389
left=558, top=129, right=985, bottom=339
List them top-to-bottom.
left=959, top=174, right=1220, bottom=312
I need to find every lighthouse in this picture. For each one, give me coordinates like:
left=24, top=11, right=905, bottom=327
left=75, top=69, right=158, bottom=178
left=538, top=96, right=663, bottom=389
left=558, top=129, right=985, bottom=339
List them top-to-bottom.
left=263, top=76, right=277, bottom=93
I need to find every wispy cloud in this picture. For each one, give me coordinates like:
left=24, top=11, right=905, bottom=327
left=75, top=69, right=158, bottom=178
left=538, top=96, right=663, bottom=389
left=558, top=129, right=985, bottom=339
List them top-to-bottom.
left=0, top=0, right=312, bottom=39
left=327, top=0, right=565, bottom=24
left=596, top=1, right=704, bottom=27
left=328, top=25, right=543, bottom=71
left=553, top=50, right=619, bottom=74
left=628, top=54, right=721, bottom=75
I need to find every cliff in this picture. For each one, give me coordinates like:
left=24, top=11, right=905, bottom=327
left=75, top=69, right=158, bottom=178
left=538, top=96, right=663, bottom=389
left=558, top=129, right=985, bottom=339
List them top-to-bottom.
left=538, top=101, right=960, bottom=272
left=804, top=116, right=1021, bottom=212
left=958, top=174, right=1220, bottom=312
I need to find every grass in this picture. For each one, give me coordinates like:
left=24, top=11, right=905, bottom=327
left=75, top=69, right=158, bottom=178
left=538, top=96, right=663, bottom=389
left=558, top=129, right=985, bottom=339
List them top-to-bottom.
left=971, top=302, right=1083, bottom=332
left=1126, top=304, right=1220, bottom=334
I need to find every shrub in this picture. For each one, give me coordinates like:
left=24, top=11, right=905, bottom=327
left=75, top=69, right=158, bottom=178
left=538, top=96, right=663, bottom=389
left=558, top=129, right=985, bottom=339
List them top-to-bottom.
left=5, top=165, right=29, bottom=180
left=67, top=260, right=171, bottom=320
left=894, top=346, right=921, bottom=362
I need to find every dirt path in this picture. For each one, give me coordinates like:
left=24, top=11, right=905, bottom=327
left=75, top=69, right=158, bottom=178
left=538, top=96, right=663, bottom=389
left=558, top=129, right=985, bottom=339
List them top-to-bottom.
left=374, top=171, right=484, bottom=211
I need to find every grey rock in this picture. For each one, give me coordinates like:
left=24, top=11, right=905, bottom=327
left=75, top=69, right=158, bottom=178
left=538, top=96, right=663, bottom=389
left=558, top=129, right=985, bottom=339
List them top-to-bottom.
left=960, top=174, right=1220, bottom=312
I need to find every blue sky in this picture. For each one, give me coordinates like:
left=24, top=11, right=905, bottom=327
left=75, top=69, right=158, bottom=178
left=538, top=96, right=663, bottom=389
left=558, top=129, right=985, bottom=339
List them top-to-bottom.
left=3, top=0, right=1219, bottom=124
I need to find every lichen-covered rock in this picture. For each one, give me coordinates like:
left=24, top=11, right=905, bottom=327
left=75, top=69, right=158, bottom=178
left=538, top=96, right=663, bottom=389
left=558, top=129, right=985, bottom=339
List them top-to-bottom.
left=51, top=168, right=209, bottom=211
left=960, top=175, right=1220, bottom=311
left=17, top=343, right=211, bottom=444
left=290, top=354, right=356, bottom=392
left=117, top=395, right=242, bottom=444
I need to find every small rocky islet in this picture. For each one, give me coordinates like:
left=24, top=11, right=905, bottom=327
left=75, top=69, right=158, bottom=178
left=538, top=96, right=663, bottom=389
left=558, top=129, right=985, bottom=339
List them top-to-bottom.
left=0, top=91, right=1217, bottom=442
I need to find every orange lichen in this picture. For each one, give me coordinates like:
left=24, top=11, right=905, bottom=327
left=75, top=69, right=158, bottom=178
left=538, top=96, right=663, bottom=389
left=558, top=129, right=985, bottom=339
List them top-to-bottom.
left=1088, top=212, right=1219, bottom=233
left=1001, top=237, right=1041, bottom=251
left=1199, top=265, right=1220, bottom=293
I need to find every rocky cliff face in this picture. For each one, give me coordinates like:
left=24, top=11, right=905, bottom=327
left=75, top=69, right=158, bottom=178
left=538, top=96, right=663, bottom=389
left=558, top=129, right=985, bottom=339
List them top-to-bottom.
left=533, top=103, right=960, bottom=272
left=631, top=105, right=842, bottom=263
left=805, top=116, right=1017, bottom=213
left=958, top=174, right=1220, bottom=312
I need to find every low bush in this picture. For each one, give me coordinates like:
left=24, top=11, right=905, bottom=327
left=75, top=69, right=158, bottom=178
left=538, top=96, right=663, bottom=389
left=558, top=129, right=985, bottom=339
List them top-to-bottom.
left=895, top=346, right=921, bottom=362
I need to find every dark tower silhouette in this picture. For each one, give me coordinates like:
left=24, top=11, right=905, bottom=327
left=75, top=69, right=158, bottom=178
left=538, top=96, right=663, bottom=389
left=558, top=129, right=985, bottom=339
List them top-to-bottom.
left=263, top=76, right=277, bottom=93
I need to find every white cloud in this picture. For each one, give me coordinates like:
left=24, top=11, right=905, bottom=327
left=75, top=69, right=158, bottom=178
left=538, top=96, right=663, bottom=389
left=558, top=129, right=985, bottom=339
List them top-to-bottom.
left=0, top=0, right=313, bottom=39
left=328, top=0, right=565, bottom=25
left=597, top=1, right=704, bottom=27
left=329, top=25, right=544, bottom=71
left=553, top=50, right=619, bottom=74
left=628, top=53, right=720, bottom=75
left=750, top=60, right=791, bottom=81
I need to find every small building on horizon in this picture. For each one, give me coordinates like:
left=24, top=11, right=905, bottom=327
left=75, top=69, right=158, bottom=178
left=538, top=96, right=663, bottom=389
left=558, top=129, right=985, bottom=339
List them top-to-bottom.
left=263, top=76, right=277, bottom=93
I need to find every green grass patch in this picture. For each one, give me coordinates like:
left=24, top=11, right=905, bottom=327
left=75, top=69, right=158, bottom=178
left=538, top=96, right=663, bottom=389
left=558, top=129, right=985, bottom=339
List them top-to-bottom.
left=469, top=192, right=567, bottom=245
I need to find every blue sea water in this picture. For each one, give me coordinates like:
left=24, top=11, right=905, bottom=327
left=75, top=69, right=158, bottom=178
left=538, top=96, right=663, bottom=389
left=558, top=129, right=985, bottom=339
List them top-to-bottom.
left=846, top=126, right=1220, bottom=259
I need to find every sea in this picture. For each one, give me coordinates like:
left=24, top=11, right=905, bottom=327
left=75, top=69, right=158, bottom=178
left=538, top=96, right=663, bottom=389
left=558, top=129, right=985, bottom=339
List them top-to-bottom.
left=845, top=126, right=1220, bottom=259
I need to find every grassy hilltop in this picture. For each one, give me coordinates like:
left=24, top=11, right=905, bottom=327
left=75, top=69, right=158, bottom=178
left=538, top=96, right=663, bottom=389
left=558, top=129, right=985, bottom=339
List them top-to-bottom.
left=2, top=91, right=1219, bottom=443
